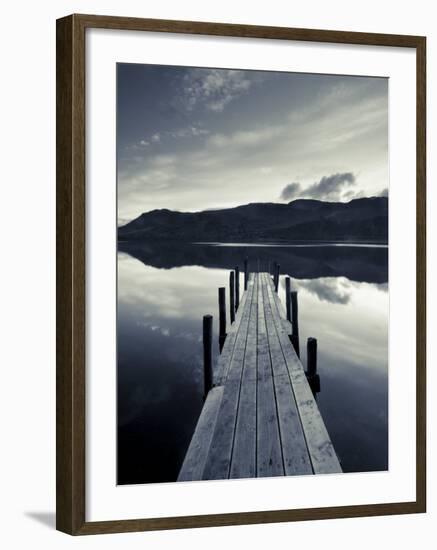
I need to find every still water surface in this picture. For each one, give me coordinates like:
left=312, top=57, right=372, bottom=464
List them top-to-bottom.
left=117, top=242, right=388, bottom=485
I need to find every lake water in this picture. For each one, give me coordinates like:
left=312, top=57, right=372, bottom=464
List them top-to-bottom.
left=117, top=241, right=388, bottom=485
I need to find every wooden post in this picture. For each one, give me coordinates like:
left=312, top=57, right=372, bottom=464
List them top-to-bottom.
left=244, top=258, right=248, bottom=290
left=274, top=264, right=280, bottom=292
left=235, top=266, right=240, bottom=310
left=229, top=271, right=235, bottom=324
left=285, top=276, right=291, bottom=322
left=218, top=287, right=226, bottom=352
left=291, top=290, right=300, bottom=357
left=203, top=315, right=213, bottom=399
left=306, top=337, right=320, bottom=394
left=307, top=337, right=317, bottom=377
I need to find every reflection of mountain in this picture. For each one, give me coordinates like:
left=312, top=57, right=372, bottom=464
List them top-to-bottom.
left=118, top=197, right=388, bottom=243
left=119, top=241, right=388, bottom=284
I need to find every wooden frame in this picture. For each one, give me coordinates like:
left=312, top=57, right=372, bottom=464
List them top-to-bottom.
left=56, top=13, right=426, bottom=535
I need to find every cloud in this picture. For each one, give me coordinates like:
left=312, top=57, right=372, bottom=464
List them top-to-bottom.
left=183, top=68, right=254, bottom=112
left=118, top=75, right=388, bottom=221
left=136, top=126, right=209, bottom=149
left=169, top=126, right=210, bottom=139
left=207, top=126, right=282, bottom=149
left=280, top=172, right=357, bottom=202
left=305, top=172, right=356, bottom=199
left=280, top=182, right=302, bottom=201
left=342, top=188, right=365, bottom=201
left=379, top=188, right=389, bottom=197
left=292, top=277, right=357, bottom=305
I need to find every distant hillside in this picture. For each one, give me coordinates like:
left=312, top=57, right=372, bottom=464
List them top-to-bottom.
left=118, top=197, right=388, bottom=243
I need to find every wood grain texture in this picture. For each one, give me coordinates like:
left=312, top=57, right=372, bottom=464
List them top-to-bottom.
left=56, top=13, right=426, bottom=534
left=56, top=14, right=86, bottom=535
left=415, top=36, right=427, bottom=514
left=185, top=274, right=339, bottom=480
left=262, top=275, right=313, bottom=475
left=230, top=276, right=258, bottom=478
left=256, top=276, right=284, bottom=477
left=214, top=277, right=250, bottom=384
left=265, top=277, right=342, bottom=474
left=202, top=279, right=256, bottom=479
left=178, top=387, right=224, bottom=481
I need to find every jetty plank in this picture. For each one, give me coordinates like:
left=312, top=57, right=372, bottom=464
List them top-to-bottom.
left=178, top=271, right=341, bottom=482
left=256, top=274, right=284, bottom=477
left=261, top=274, right=313, bottom=475
left=214, top=275, right=252, bottom=385
left=264, top=275, right=342, bottom=474
left=229, top=276, right=258, bottom=479
left=202, top=278, right=257, bottom=479
left=177, top=386, right=224, bottom=481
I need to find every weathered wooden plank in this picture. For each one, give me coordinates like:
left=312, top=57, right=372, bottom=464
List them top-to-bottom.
left=179, top=271, right=341, bottom=483
left=241, top=274, right=258, bottom=383
left=256, top=274, right=284, bottom=477
left=261, top=274, right=313, bottom=475
left=214, top=275, right=251, bottom=385
left=264, top=275, right=342, bottom=474
left=265, top=275, right=300, bottom=347
left=225, top=276, right=256, bottom=382
left=229, top=276, right=258, bottom=479
left=203, top=277, right=257, bottom=480
left=229, top=378, right=257, bottom=479
left=201, top=380, right=241, bottom=480
left=177, top=386, right=224, bottom=481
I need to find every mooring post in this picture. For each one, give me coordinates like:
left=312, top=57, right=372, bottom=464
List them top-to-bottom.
left=244, top=258, right=248, bottom=290
left=272, top=261, right=277, bottom=278
left=274, top=263, right=280, bottom=292
left=235, top=266, right=240, bottom=310
left=229, top=271, right=235, bottom=324
left=285, top=276, right=291, bottom=322
left=218, top=287, right=226, bottom=352
left=291, top=290, right=300, bottom=357
left=203, top=315, right=213, bottom=399
left=306, top=337, right=320, bottom=394
left=307, top=337, right=317, bottom=377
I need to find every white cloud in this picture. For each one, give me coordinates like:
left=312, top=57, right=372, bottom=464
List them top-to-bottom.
left=183, top=68, right=254, bottom=112
left=136, top=126, right=209, bottom=150
left=169, top=126, right=210, bottom=139
left=207, top=126, right=282, bottom=149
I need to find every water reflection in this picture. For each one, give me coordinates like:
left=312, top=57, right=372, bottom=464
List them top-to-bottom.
left=119, top=240, right=388, bottom=283
left=117, top=243, right=388, bottom=484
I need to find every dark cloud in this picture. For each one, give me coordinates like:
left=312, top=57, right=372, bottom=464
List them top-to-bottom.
left=280, top=172, right=357, bottom=202
left=304, top=172, right=356, bottom=200
left=280, top=182, right=302, bottom=201
left=342, top=188, right=367, bottom=201
left=379, top=188, right=389, bottom=197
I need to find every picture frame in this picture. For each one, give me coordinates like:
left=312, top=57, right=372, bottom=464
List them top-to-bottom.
left=56, top=13, right=426, bottom=535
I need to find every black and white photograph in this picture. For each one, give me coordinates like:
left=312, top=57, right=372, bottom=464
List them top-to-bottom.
left=116, top=63, right=389, bottom=485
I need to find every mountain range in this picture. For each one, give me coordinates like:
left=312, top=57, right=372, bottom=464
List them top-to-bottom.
left=118, top=197, right=388, bottom=243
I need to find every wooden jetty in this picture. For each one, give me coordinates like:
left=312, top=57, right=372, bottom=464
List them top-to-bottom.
left=178, top=271, right=342, bottom=481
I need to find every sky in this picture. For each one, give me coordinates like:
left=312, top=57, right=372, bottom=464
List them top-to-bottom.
left=117, top=63, right=388, bottom=224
